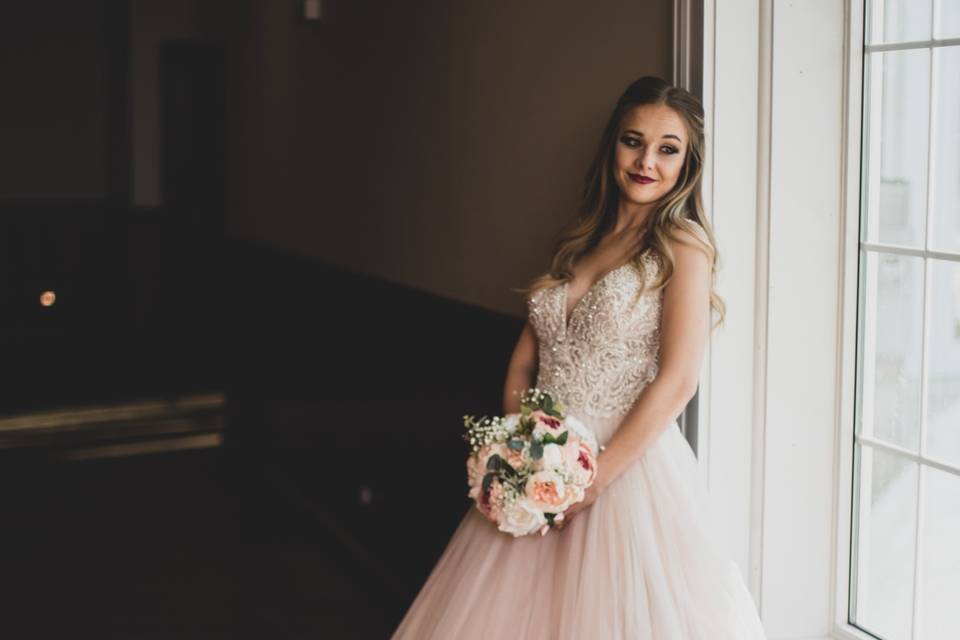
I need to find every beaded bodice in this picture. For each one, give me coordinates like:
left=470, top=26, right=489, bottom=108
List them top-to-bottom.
left=526, top=250, right=664, bottom=420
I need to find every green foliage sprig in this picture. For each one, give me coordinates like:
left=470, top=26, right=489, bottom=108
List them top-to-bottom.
left=462, top=388, right=569, bottom=463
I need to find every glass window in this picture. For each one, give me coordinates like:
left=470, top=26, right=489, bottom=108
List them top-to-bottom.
left=851, top=1, right=960, bottom=638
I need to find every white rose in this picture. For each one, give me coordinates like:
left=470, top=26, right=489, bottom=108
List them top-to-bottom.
left=540, top=442, right=565, bottom=469
left=571, top=464, right=590, bottom=485
left=498, top=498, right=547, bottom=537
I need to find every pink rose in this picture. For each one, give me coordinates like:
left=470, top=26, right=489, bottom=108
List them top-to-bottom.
left=530, top=410, right=564, bottom=439
left=561, top=436, right=582, bottom=467
left=575, top=441, right=598, bottom=485
left=481, top=442, right=524, bottom=473
left=504, top=447, right=525, bottom=469
left=466, top=455, right=483, bottom=499
left=476, top=478, right=504, bottom=523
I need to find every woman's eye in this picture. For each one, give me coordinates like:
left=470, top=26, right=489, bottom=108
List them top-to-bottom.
left=621, top=137, right=678, bottom=155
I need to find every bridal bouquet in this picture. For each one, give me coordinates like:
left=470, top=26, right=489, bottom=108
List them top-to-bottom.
left=462, top=388, right=599, bottom=537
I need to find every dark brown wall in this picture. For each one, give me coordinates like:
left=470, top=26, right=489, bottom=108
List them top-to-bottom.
left=224, top=0, right=674, bottom=316
left=0, top=2, right=107, bottom=199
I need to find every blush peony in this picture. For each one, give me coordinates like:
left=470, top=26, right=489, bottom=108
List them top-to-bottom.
left=525, top=470, right=578, bottom=513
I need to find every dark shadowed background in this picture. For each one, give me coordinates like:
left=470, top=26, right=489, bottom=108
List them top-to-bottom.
left=0, top=0, right=675, bottom=637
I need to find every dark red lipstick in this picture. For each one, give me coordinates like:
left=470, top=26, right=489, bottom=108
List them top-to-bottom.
left=628, top=173, right=655, bottom=184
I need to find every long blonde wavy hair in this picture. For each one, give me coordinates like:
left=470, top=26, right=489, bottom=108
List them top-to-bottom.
left=513, top=76, right=726, bottom=331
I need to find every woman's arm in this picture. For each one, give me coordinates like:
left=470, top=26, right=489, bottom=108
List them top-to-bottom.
left=591, top=227, right=712, bottom=492
left=502, top=319, right=539, bottom=414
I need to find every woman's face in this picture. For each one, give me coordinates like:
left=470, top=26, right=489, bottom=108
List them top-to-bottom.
left=613, top=103, right=689, bottom=209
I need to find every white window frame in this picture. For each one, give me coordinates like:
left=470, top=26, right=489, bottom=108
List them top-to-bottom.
left=834, top=0, right=871, bottom=637
left=835, top=2, right=960, bottom=639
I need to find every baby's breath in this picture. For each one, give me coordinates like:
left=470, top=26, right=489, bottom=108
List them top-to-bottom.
left=518, top=387, right=565, bottom=417
left=519, top=387, right=547, bottom=407
left=463, top=388, right=566, bottom=456
left=462, top=414, right=512, bottom=454
left=500, top=481, right=520, bottom=506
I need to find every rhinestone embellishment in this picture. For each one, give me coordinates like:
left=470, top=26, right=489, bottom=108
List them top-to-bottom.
left=525, top=251, right=664, bottom=419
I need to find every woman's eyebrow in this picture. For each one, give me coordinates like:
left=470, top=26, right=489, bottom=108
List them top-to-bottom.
left=624, top=128, right=682, bottom=142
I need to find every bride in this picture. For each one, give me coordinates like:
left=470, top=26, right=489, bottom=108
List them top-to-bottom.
left=390, top=76, right=767, bottom=639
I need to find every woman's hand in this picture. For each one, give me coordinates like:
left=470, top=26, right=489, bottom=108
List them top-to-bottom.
left=555, top=446, right=612, bottom=530
left=556, top=479, right=604, bottom=530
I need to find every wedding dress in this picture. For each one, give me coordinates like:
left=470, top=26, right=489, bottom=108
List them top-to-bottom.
left=390, top=249, right=767, bottom=639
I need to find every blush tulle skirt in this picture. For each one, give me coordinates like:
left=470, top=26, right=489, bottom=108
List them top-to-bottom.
left=390, top=412, right=768, bottom=639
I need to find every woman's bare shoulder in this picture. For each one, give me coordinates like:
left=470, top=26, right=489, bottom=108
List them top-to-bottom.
left=668, top=218, right=711, bottom=253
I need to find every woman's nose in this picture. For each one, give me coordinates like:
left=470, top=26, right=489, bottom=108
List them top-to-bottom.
left=636, top=147, right=656, bottom=170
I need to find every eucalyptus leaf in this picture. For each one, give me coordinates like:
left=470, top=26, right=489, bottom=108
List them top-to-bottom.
left=557, top=431, right=569, bottom=445
left=507, top=439, right=525, bottom=451
left=530, top=441, right=543, bottom=460
left=486, top=454, right=503, bottom=471
left=482, top=472, right=494, bottom=492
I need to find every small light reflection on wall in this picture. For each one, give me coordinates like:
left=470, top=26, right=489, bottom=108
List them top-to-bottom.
left=39, top=291, right=56, bottom=307
left=359, top=485, right=373, bottom=506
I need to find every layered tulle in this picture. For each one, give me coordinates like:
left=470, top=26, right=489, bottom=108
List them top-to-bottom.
left=390, top=412, right=767, bottom=639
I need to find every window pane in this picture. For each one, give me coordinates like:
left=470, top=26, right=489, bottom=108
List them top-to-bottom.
left=867, top=0, right=932, bottom=45
left=935, top=0, right=960, bottom=39
left=856, top=4, right=960, bottom=639
left=929, top=46, right=960, bottom=254
left=863, top=49, right=930, bottom=248
left=860, top=251, right=924, bottom=450
left=926, top=258, right=960, bottom=467
left=852, top=444, right=918, bottom=638
left=917, top=465, right=960, bottom=639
